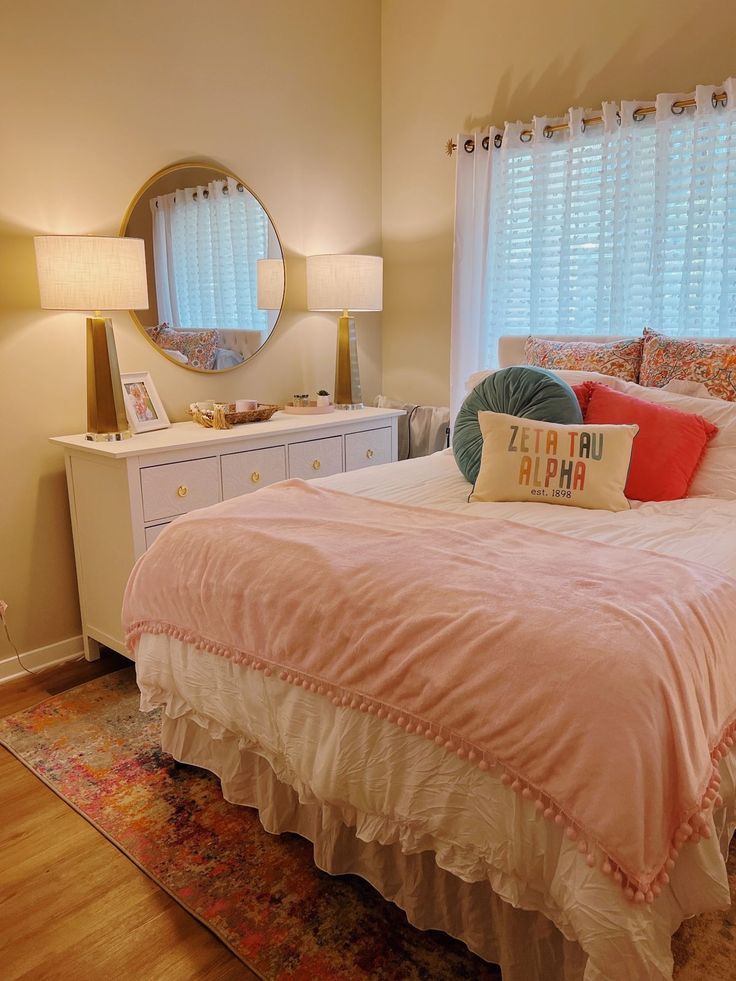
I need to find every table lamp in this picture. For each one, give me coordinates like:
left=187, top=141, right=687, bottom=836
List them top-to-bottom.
left=34, top=235, right=148, bottom=441
left=306, top=254, right=382, bottom=409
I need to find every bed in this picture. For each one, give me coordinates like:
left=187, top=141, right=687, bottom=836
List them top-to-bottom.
left=123, top=340, right=736, bottom=981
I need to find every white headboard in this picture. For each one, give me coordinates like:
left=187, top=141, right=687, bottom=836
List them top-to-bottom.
left=217, top=328, right=265, bottom=360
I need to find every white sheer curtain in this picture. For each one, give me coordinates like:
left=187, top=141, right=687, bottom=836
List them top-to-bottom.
left=450, top=77, right=736, bottom=418
left=150, top=176, right=268, bottom=331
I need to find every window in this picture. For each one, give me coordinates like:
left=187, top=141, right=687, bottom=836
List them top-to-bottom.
left=450, top=79, right=736, bottom=415
left=484, top=112, right=736, bottom=362
left=151, top=177, right=269, bottom=332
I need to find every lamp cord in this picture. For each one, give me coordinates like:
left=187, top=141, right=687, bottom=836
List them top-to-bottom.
left=0, top=602, right=40, bottom=676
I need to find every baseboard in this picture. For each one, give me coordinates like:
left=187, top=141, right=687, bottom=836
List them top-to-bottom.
left=0, top=635, right=84, bottom=684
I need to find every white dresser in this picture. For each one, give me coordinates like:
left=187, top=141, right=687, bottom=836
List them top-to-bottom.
left=51, top=407, right=403, bottom=661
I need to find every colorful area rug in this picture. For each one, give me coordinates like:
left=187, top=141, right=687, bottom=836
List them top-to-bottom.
left=0, top=669, right=498, bottom=980
left=1, top=669, right=734, bottom=980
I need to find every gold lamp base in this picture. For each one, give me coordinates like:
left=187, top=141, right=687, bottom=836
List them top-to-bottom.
left=334, top=311, right=363, bottom=410
left=85, top=316, right=131, bottom=441
left=85, top=430, right=132, bottom=442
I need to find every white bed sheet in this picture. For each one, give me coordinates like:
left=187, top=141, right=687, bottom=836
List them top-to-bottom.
left=135, top=450, right=736, bottom=981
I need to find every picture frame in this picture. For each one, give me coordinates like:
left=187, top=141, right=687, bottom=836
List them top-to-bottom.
left=120, top=371, right=170, bottom=434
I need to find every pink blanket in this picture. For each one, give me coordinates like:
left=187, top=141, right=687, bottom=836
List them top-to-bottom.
left=124, top=480, right=736, bottom=902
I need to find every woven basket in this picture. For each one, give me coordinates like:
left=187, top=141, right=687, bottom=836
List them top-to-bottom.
left=189, top=402, right=280, bottom=429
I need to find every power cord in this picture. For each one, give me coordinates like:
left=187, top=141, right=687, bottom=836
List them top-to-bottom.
left=406, top=404, right=419, bottom=459
left=0, top=601, right=40, bottom=676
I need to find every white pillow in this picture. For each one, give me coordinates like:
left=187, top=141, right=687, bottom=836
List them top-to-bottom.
left=162, top=347, right=189, bottom=364
left=465, top=367, right=627, bottom=394
left=465, top=368, right=495, bottom=393
left=553, top=369, right=628, bottom=390
left=662, top=379, right=716, bottom=399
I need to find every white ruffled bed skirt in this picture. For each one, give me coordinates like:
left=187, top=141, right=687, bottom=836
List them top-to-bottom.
left=135, top=636, right=736, bottom=981
left=161, top=710, right=589, bottom=981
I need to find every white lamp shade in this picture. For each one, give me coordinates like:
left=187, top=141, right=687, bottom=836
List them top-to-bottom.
left=34, top=235, right=149, bottom=311
left=306, top=254, right=382, bottom=312
left=257, top=258, right=285, bottom=310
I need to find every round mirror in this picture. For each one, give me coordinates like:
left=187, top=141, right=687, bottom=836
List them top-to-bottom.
left=121, top=162, right=285, bottom=372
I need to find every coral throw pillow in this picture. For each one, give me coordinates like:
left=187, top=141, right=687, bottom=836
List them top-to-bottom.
left=148, top=324, right=219, bottom=371
left=641, top=327, right=736, bottom=402
left=525, top=336, right=643, bottom=382
left=583, top=382, right=718, bottom=501
left=571, top=383, right=592, bottom=415
left=471, top=411, right=637, bottom=511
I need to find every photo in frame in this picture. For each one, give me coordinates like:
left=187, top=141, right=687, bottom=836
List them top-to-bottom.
left=120, top=371, right=170, bottom=433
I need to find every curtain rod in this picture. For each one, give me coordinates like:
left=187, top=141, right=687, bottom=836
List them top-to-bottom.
left=445, top=92, right=728, bottom=156
left=154, top=182, right=246, bottom=206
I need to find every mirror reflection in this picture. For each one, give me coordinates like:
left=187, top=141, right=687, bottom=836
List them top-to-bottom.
left=122, top=163, right=285, bottom=372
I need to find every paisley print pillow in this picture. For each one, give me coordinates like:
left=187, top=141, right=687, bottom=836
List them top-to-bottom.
left=148, top=324, right=219, bottom=371
left=640, top=328, right=736, bottom=402
left=524, top=336, right=643, bottom=382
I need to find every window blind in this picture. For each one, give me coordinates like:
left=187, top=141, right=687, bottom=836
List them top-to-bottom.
left=481, top=109, right=736, bottom=366
left=152, top=177, right=269, bottom=331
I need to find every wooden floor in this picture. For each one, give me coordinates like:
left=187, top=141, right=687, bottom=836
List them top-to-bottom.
left=0, top=653, right=258, bottom=981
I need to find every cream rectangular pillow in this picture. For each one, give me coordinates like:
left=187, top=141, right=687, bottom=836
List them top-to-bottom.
left=471, top=412, right=638, bottom=511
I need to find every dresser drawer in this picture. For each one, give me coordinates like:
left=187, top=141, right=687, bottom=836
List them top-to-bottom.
left=345, top=427, right=392, bottom=472
left=288, top=436, right=343, bottom=480
left=221, top=445, right=287, bottom=499
left=140, top=457, right=220, bottom=522
left=144, top=522, right=171, bottom=549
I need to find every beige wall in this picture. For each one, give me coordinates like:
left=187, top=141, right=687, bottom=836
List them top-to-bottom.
left=0, top=0, right=381, bottom=655
left=7, top=0, right=736, bottom=659
left=381, top=0, right=736, bottom=406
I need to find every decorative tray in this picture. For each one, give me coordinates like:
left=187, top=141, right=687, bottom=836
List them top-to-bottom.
left=189, top=401, right=280, bottom=429
left=283, top=403, right=335, bottom=415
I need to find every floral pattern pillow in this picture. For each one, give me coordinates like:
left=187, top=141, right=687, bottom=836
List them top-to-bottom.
left=148, top=324, right=219, bottom=371
left=640, top=328, right=736, bottom=402
left=524, top=336, right=643, bottom=382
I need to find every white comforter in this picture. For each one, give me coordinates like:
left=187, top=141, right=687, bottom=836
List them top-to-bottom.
left=321, top=448, right=736, bottom=577
left=136, top=450, right=736, bottom=981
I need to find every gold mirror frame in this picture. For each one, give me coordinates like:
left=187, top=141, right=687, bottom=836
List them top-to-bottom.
left=119, top=161, right=286, bottom=373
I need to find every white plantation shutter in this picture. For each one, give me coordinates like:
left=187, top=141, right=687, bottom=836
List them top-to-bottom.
left=451, top=78, right=736, bottom=418
left=151, top=177, right=268, bottom=331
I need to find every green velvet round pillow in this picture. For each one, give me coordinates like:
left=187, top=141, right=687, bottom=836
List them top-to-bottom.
left=453, top=366, right=583, bottom=484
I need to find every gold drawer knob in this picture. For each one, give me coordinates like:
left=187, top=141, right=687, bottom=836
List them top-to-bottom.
left=366, top=448, right=374, bottom=459
left=312, top=459, right=321, bottom=471
left=251, top=471, right=261, bottom=483
left=176, top=485, right=189, bottom=498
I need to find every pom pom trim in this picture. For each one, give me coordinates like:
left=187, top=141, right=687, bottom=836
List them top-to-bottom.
left=125, top=619, right=735, bottom=905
